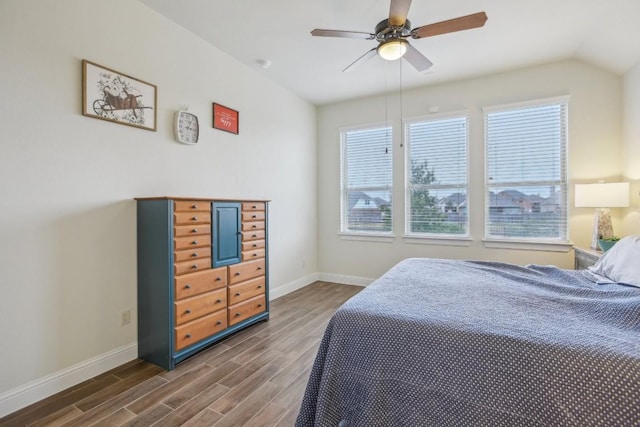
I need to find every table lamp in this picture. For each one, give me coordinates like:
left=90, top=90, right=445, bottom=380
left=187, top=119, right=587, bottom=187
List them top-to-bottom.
left=575, top=182, right=629, bottom=250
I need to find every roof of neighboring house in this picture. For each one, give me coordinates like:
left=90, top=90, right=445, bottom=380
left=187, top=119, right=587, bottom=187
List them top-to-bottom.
left=348, top=191, right=390, bottom=210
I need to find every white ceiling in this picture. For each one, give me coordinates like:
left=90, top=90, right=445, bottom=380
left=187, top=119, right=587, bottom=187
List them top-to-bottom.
left=139, top=0, right=640, bottom=106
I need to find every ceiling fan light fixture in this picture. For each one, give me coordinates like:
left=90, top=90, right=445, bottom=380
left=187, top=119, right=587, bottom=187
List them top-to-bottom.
left=377, top=38, right=408, bottom=61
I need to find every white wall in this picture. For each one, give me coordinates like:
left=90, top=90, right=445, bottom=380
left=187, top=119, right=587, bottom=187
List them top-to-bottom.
left=0, top=0, right=317, bottom=411
left=317, top=60, right=623, bottom=280
left=623, top=61, right=640, bottom=234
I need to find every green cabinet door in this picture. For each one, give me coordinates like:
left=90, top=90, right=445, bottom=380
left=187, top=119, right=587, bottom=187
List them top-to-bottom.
left=212, top=201, right=241, bottom=267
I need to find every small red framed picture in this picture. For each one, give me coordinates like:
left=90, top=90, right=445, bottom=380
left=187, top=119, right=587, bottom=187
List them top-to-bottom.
left=213, top=103, right=239, bottom=134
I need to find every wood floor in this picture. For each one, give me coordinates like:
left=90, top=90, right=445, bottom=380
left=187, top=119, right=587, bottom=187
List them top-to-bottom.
left=0, top=281, right=362, bottom=427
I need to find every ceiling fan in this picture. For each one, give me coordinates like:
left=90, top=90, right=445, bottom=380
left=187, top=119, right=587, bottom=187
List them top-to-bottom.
left=311, top=0, right=487, bottom=72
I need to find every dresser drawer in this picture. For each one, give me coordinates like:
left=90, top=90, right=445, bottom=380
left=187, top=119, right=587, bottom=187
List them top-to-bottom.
left=174, top=200, right=210, bottom=212
left=242, top=202, right=266, bottom=212
left=241, top=211, right=265, bottom=222
left=174, top=212, right=211, bottom=225
left=242, top=221, right=265, bottom=232
left=174, top=224, right=210, bottom=238
left=241, top=230, right=265, bottom=242
left=174, top=234, right=211, bottom=250
left=242, top=240, right=265, bottom=251
left=174, top=246, right=211, bottom=263
left=242, top=248, right=265, bottom=261
left=174, top=258, right=211, bottom=276
left=228, top=259, right=265, bottom=285
left=175, top=267, right=227, bottom=300
left=228, top=276, right=265, bottom=306
left=174, top=288, right=227, bottom=326
left=228, top=295, right=266, bottom=326
left=175, top=310, right=227, bottom=351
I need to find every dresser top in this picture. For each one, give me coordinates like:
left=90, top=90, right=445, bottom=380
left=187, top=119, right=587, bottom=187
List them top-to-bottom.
left=135, top=196, right=270, bottom=202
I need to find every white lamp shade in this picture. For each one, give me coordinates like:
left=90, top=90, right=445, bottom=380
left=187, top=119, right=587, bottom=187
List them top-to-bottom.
left=377, top=39, right=407, bottom=61
left=575, top=182, right=630, bottom=208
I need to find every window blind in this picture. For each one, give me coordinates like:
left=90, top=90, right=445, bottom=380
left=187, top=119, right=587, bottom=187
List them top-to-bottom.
left=485, top=101, right=568, bottom=240
left=406, top=116, right=468, bottom=235
left=341, top=126, right=393, bottom=233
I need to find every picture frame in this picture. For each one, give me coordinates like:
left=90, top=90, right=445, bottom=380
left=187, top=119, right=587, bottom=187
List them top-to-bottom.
left=82, top=60, right=157, bottom=131
left=212, top=103, right=239, bottom=135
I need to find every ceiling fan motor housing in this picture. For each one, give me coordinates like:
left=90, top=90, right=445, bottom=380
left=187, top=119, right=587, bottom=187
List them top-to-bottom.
left=375, top=18, right=411, bottom=42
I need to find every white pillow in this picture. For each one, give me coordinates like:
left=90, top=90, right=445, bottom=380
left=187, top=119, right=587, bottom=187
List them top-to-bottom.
left=587, top=235, right=640, bottom=287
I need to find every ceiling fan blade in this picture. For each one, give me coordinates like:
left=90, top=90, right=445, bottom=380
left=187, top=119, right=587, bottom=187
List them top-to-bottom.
left=389, top=0, right=412, bottom=26
left=412, top=12, right=488, bottom=39
left=311, top=29, right=375, bottom=40
left=403, top=44, right=433, bottom=72
left=343, top=48, right=378, bottom=72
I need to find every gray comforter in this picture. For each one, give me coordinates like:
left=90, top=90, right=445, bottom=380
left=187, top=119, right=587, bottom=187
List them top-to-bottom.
left=296, top=258, right=640, bottom=426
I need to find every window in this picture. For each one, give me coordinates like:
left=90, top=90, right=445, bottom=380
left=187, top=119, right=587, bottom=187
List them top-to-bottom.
left=484, top=98, right=568, bottom=241
left=406, top=115, right=469, bottom=236
left=341, top=125, right=393, bottom=234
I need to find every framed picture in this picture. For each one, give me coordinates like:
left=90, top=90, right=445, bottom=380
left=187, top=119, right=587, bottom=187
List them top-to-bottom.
left=82, top=60, right=157, bottom=131
left=213, top=103, right=239, bottom=134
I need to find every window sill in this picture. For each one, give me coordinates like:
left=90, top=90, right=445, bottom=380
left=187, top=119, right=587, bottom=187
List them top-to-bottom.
left=339, top=232, right=395, bottom=243
left=403, top=235, right=472, bottom=247
left=482, top=239, right=573, bottom=252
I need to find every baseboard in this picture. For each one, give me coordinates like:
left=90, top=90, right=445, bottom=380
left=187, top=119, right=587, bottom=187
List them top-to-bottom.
left=269, top=272, right=320, bottom=300
left=269, top=272, right=374, bottom=300
left=317, top=272, right=374, bottom=287
left=0, top=342, right=138, bottom=418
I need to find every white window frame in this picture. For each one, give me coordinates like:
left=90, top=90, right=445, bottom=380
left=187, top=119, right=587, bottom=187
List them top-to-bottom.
left=483, top=96, right=571, bottom=251
left=403, top=112, right=471, bottom=242
left=339, top=123, right=394, bottom=240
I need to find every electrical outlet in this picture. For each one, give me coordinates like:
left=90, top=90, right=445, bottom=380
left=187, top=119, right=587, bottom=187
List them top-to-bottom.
left=121, top=309, right=131, bottom=326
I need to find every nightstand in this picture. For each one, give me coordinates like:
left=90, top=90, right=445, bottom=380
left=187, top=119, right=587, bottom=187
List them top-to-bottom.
left=574, top=247, right=602, bottom=270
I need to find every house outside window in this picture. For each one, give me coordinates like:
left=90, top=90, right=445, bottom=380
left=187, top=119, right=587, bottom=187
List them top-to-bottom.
left=484, top=98, right=568, bottom=241
left=405, top=115, right=469, bottom=236
left=340, top=125, right=392, bottom=234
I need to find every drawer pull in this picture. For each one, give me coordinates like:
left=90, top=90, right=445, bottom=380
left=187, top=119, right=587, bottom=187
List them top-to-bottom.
left=192, top=204, right=198, bottom=209
left=252, top=205, right=257, bottom=209
left=252, top=214, right=257, bottom=218
left=192, top=216, right=198, bottom=220
left=252, top=225, right=257, bottom=229
left=191, top=228, right=198, bottom=233
left=252, top=234, right=257, bottom=238
left=192, top=240, right=198, bottom=245
left=252, top=244, right=257, bottom=248
left=192, top=252, right=198, bottom=257
left=252, top=253, right=257, bottom=257
left=191, top=264, right=198, bottom=269
left=257, top=267, right=262, bottom=271
left=234, top=272, right=241, bottom=276
left=215, top=277, right=222, bottom=282
left=185, top=284, right=192, bottom=289
left=257, top=285, right=262, bottom=289
left=235, top=292, right=241, bottom=297
left=216, top=299, right=222, bottom=303
left=258, top=304, right=263, bottom=308
left=185, top=309, right=192, bottom=314
left=235, top=313, right=241, bottom=317
left=216, top=320, right=222, bottom=325
left=185, top=333, right=192, bottom=338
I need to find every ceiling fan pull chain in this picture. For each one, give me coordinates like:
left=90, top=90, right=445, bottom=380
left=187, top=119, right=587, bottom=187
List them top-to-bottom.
left=399, top=59, right=404, bottom=148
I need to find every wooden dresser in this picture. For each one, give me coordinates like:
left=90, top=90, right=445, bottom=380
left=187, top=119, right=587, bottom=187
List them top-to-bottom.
left=136, top=197, right=269, bottom=370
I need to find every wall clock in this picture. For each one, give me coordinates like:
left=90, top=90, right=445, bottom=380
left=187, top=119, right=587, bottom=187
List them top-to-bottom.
left=174, top=110, right=199, bottom=144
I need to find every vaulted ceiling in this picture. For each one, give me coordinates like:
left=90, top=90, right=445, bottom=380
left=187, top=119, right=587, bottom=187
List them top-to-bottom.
left=140, top=0, right=640, bottom=105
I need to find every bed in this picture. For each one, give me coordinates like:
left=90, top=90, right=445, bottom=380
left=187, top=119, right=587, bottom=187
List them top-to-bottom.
left=296, top=236, right=640, bottom=426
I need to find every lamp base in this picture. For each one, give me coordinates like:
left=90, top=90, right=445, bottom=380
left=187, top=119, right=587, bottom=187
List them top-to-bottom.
left=590, top=208, right=613, bottom=251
